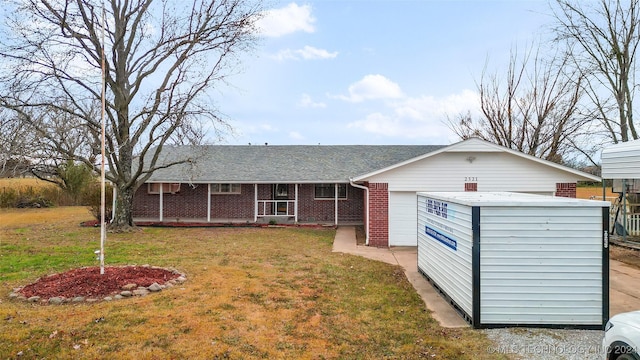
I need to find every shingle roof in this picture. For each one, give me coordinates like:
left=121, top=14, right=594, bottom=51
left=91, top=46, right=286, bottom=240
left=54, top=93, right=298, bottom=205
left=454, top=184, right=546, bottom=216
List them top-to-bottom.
left=144, top=145, right=446, bottom=183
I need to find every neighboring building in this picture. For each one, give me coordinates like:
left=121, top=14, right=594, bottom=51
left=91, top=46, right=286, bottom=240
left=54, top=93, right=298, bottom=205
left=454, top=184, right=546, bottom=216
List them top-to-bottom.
left=131, top=138, right=600, bottom=247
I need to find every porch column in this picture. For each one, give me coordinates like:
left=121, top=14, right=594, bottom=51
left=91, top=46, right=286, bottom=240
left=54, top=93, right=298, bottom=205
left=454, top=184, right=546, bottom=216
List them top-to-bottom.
left=159, top=183, right=164, bottom=222
left=207, top=183, right=211, bottom=222
left=254, top=183, right=258, bottom=222
left=334, top=183, right=339, bottom=226
left=294, top=184, right=299, bottom=223
left=111, top=186, right=116, bottom=222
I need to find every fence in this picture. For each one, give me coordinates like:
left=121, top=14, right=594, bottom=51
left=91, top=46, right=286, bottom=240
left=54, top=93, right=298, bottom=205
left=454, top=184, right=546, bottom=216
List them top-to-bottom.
left=256, top=200, right=295, bottom=217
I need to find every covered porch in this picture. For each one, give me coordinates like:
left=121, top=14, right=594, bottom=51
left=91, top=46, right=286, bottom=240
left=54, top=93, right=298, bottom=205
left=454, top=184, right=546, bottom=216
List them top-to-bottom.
left=131, top=182, right=365, bottom=226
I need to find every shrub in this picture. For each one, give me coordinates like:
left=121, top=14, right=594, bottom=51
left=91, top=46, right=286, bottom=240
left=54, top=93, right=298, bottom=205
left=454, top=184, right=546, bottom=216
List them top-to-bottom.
left=58, top=161, right=94, bottom=205
left=85, top=181, right=114, bottom=223
left=0, top=185, right=61, bottom=208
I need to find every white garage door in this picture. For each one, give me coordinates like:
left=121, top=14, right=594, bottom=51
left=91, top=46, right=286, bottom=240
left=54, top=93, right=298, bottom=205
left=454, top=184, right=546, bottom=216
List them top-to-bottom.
left=389, top=191, right=418, bottom=246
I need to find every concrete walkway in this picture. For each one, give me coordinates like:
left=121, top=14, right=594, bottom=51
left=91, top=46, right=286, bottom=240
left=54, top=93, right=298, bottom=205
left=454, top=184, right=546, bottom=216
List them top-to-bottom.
left=332, top=226, right=469, bottom=328
left=333, top=226, right=640, bottom=328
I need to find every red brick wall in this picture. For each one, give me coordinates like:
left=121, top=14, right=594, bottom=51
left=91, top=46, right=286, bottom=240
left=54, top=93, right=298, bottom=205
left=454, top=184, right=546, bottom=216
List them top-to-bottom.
left=464, top=182, right=478, bottom=191
left=133, top=183, right=365, bottom=223
left=133, top=183, right=210, bottom=220
left=368, top=183, right=389, bottom=247
left=555, top=183, right=576, bottom=198
left=133, top=184, right=161, bottom=218
left=163, top=184, right=208, bottom=219
left=210, top=184, right=255, bottom=219
left=297, top=184, right=364, bottom=222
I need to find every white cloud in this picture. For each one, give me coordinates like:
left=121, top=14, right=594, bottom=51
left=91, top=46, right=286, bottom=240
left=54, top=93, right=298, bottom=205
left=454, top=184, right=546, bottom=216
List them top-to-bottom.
left=257, top=3, right=315, bottom=37
left=272, top=46, right=338, bottom=61
left=334, top=74, right=404, bottom=103
left=347, top=89, right=480, bottom=140
left=298, top=93, right=326, bottom=108
left=289, top=131, right=305, bottom=140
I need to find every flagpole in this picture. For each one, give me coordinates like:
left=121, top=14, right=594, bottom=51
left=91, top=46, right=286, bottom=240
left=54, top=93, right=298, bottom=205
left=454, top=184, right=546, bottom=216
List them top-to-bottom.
left=100, top=3, right=107, bottom=275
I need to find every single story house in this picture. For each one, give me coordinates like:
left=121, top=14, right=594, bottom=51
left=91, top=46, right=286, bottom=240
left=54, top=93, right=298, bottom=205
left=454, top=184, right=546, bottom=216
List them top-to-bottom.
left=132, top=138, right=600, bottom=247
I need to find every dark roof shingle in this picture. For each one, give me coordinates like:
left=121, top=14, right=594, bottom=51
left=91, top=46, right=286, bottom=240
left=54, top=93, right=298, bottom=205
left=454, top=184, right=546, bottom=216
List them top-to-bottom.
left=144, top=145, right=445, bottom=183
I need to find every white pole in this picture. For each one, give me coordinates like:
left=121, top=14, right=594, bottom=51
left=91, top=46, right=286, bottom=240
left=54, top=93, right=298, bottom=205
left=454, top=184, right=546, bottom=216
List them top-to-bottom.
left=99, top=4, right=107, bottom=275
left=207, top=183, right=211, bottom=222
left=334, top=183, right=338, bottom=226
left=294, top=184, right=298, bottom=223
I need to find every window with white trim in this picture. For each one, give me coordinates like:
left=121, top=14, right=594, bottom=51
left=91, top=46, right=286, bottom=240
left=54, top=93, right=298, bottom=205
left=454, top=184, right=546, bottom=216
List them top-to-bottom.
left=148, top=183, right=181, bottom=194
left=211, top=183, right=241, bottom=194
left=315, top=183, right=347, bottom=199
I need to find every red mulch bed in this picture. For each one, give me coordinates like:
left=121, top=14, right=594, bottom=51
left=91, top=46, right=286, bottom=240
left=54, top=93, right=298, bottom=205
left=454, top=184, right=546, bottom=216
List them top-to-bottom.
left=18, top=266, right=180, bottom=299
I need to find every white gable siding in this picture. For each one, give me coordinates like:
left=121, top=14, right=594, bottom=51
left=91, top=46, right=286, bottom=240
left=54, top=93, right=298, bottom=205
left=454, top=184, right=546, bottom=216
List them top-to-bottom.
left=365, top=152, right=579, bottom=193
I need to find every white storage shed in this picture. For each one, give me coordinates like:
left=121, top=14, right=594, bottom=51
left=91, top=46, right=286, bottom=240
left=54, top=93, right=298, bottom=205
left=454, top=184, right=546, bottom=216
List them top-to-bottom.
left=601, top=139, right=640, bottom=179
left=417, top=192, right=610, bottom=329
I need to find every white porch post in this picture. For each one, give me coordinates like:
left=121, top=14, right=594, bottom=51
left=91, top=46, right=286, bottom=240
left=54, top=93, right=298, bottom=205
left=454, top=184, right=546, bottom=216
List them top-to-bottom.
left=159, top=183, right=164, bottom=222
left=207, top=183, right=211, bottom=222
left=254, top=183, right=258, bottom=222
left=334, top=183, right=338, bottom=226
left=294, top=184, right=299, bottom=223
left=111, top=185, right=116, bottom=222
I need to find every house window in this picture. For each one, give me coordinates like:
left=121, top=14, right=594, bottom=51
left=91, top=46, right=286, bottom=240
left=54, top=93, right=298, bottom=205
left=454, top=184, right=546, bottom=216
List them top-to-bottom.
left=148, top=183, right=181, bottom=194
left=211, top=183, right=241, bottom=194
left=274, top=184, right=288, bottom=198
left=315, top=184, right=347, bottom=199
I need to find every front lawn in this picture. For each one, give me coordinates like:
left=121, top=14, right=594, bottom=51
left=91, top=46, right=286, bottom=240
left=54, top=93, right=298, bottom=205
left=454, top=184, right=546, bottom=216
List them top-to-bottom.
left=0, top=207, right=506, bottom=359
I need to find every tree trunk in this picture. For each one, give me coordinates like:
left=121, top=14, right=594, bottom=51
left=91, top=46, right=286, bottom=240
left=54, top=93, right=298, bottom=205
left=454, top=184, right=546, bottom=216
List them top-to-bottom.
left=110, top=184, right=136, bottom=232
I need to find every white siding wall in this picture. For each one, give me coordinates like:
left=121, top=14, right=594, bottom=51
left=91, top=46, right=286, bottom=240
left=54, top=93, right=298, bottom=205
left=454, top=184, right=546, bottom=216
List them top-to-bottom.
left=601, top=139, right=640, bottom=179
left=367, top=152, right=578, bottom=193
left=417, top=196, right=474, bottom=316
left=479, top=206, right=603, bottom=325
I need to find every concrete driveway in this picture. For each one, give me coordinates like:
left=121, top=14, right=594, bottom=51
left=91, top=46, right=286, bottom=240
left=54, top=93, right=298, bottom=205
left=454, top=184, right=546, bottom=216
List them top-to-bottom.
left=333, top=226, right=640, bottom=328
left=610, top=260, right=640, bottom=316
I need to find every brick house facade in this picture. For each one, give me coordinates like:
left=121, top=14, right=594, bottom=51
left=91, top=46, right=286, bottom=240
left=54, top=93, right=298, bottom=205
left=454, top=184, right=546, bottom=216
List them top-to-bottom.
left=130, top=139, right=599, bottom=247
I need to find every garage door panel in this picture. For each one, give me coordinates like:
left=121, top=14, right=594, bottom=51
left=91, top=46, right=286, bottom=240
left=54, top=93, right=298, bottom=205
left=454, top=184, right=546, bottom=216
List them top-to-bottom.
left=389, top=191, right=417, bottom=246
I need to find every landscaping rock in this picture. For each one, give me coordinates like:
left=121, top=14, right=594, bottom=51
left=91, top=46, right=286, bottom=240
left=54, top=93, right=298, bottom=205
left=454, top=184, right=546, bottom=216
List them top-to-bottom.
left=10, top=266, right=187, bottom=304
left=121, top=283, right=137, bottom=291
left=133, top=289, right=149, bottom=296
left=48, top=297, right=64, bottom=305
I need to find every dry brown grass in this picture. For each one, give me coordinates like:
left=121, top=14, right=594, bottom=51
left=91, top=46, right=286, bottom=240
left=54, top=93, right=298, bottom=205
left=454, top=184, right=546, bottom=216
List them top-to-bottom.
left=0, top=177, right=56, bottom=190
left=576, top=185, right=616, bottom=200
left=0, top=206, right=89, bottom=229
left=0, top=208, right=507, bottom=360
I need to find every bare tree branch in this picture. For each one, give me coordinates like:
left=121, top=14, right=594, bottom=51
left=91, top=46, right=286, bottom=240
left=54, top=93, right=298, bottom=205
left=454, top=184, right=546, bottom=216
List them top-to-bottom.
left=0, top=0, right=262, bottom=230
left=552, top=0, right=640, bottom=143
left=448, top=43, right=594, bottom=164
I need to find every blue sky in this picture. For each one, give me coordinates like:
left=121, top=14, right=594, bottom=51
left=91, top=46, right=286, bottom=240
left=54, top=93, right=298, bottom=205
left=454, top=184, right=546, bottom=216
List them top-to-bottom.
left=217, top=1, right=552, bottom=146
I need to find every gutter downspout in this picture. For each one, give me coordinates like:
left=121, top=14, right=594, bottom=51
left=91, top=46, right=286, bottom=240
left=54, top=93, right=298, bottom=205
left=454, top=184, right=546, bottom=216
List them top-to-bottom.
left=349, top=179, right=369, bottom=246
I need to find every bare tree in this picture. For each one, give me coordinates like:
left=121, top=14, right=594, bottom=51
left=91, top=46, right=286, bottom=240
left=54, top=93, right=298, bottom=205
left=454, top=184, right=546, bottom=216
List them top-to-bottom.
left=0, top=0, right=261, bottom=230
left=552, top=0, right=640, bottom=143
left=449, top=45, right=594, bottom=164
left=0, top=109, right=35, bottom=177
